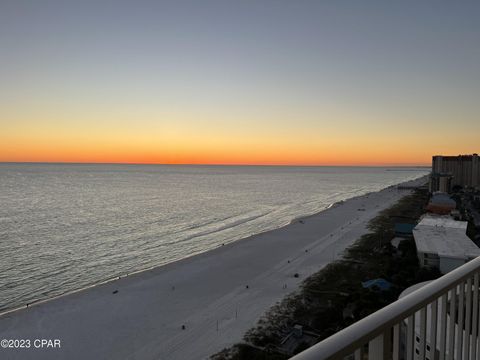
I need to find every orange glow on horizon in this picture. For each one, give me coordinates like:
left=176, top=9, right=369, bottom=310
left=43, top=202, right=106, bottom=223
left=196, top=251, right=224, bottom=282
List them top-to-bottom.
left=1, top=107, right=476, bottom=167
left=0, top=124, right=458, bottom=167
left=0, top=142, right=432, bottom=166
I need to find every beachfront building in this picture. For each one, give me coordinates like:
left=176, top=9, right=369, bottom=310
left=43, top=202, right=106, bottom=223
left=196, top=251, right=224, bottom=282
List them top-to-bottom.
left=430, top=154, right=480, bottom=192
left=429, top=172, right=452, bottom=193
left=425, top=193, right=456, bottom=215
left=413, top=215, right=480, bottom=274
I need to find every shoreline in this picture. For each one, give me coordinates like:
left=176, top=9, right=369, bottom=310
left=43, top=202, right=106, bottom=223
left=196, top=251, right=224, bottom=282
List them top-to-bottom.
left=0, top=175, right=428, bottom=360
left=0, top=176, right=424, bottom=317
left=0, top=176, right=423, bottom=317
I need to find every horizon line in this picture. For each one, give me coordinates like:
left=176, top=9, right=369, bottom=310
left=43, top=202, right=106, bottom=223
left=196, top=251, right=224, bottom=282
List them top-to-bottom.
left=0, top=161, right=431, bottom=167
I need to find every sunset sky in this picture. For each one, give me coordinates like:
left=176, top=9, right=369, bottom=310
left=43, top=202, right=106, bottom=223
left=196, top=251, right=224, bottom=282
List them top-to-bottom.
left=1, top=1, right=479, bottom=166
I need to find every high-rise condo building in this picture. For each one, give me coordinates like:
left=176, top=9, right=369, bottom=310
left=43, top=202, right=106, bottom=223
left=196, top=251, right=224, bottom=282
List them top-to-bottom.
left=430, top=153, right=480, bottom=192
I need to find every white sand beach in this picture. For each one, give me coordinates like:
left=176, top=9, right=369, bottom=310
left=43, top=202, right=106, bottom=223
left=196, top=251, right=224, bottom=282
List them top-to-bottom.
left=0, top=177, right=427, bottom=360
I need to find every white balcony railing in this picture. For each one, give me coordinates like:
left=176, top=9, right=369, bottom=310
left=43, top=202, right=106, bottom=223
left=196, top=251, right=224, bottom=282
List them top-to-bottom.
left=291, top=256, right=480, bottom=360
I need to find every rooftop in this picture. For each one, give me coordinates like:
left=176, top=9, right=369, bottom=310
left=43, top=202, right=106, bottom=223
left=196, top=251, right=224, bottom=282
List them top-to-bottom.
left=429, top=193, right=456, bottom=207
left=413, top=215, right=480, bottom=258
left=416, top=215, right=466, bottom=229
left=361, top=278, right=392, bottom=291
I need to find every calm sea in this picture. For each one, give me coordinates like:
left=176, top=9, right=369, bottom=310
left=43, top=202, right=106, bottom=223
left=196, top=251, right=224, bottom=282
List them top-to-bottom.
left=0, top=164, right=429, bottom=311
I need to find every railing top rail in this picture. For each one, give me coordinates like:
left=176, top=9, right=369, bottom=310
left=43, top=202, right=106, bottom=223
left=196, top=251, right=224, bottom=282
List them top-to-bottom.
left=291, top=255, right=480, bottom=360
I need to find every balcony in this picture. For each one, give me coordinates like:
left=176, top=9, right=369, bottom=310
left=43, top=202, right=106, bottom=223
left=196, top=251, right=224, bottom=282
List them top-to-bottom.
left=291, top=256, right=480, bottom=360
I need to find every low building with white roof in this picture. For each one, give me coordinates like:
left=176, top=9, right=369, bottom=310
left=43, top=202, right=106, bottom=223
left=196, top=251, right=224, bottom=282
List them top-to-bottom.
left=413, top=215, right=480, bottom=274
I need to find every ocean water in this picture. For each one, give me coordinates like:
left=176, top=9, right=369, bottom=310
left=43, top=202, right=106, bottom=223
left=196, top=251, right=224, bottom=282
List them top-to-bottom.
left=0, top=164, right=429, bottom=311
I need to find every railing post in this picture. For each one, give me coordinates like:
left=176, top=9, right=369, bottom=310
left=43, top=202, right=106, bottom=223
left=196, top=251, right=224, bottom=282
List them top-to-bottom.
left=471, top=273, right=479, bottom=360
left=464, top=277, right=472, bottom=360
left=456, top=281, right=465, bottom=360
left=447, top=286, right=457, bottom=360
left=439, top=294, right=448, bottom=360
left=430, top=299, right=438, bottom=360
left=419, top=307, right=427, bottom=360
left=406, top=314, right=415, bottom=360
left=368, top=331, right=390, bottom=360
left=354, top=347, right=362, bottom=360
